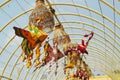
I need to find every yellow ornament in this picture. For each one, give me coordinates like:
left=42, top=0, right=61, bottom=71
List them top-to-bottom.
left=44, top=42, right=49, bottom=53
left=36, top=48, right=41, bottom=59
left=20, top=56, right=26, bottom=62
left=35, top=59, right=40, bottom=67
left=26, top=61, right=32, bottom=68
left=65, top=62, right=74, bottom=69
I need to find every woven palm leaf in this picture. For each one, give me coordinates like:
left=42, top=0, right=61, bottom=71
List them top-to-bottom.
left=29, top=0, right=54, bottom=32
left=53, top=25, right=71, bottom=45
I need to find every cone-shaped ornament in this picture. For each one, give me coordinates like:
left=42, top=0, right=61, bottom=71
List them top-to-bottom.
left=29, top=0, right=54, bottom=32
left=53, top=25, right=71, bottom=45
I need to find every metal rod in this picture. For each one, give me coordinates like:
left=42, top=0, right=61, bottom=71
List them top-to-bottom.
left=0, top=0, right=11, bottom=8
left=46, top=0, right=61, bottom=25
left=0, top=75, right=12, bottom=80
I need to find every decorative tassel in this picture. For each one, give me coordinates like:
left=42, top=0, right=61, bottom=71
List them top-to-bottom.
left=21, top=39, right=33, bottom=61
left=63, top=42, right=77, bottom=55
left=35, top=47, right=41, bottom=67
left=36, top=48, right=40, bottom=59
left=20, top=55, right=26, bottom=62
left=26, top=57, right=32, bottom=68
left=64, top=57, right=66, bottom=74
left=48, top=62, right=52, bottom=74
left=55, top=62, right=58, bottom=76
left=65, top=62, right=74, bottom=69
left=66, top=69, right=70, bottom=80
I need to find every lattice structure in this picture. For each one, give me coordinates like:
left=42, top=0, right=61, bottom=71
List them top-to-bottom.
left=0, top=0, right=120, bottom=80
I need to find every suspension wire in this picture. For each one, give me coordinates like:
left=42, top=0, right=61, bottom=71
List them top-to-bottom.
left=15, top=0, right=30, bottom=18
left=16, top=0, right=25, bottom=11
left=24, top=0, right=34, bottom=7
left=52, top=0, right=71, bottom=27
left=67, top=0, right=81, bottom=39
left=71, top=0, right=82, bottom=21
left=71, top=0, right=85, bottom=37
left=84, top=0, right=94, bottom=31
left=84, top=0, right=95, bottom=48
left=98, top=0, right=107, bottom=73
left=98, top=0, right=105, bottom=26
left=98, top=0, right=105, bottom=44
left=112, top=0, right=116, bottom=50
left=112, top=0, right=117, bottom=73
left=112, top=0, right=118, bottom=65
left=0, top=1, right=22, bottom=39
left=0, top=1, right=21, bottom=26
left=0, top=8, right=20, bottom=26
left=0, top=8, right=11, bottom=20
left=0, top=9, right=21, bottom=47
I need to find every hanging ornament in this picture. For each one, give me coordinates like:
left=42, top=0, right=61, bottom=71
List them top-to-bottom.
left=29, top=0, right=54, bottom=32
left=53, top=25, right=71, bottom=45
left=13, top=26, right=47, bottom=68
left=13, top=27, right=47, bottom=49
left=77, top=31, right=94, bottom=56
left=21, top=39, right=33, bottom=68
left=42, top=40, right=54, bottom=65
left=52, top=42, right=64, bottom=75
left=53, top=42, right=64, bottom=62
left=63, top=42, right=77, bottom=55
left=63, top=42, right=80, bottom=69
left=34, top=44, right=41, bottom=67
left=65, top=53, right=74, bottom=69
left=26, top=54, right=33, bottom=68
left=64, top=57, right=67, bottom=74
left=73, top=60, right=92, bottom=80
left=47, top=62, right=52, bottom=74
left=55, top=62, right=58, bottom=76
left=84, top=64, right=92, bottom=78
left=66, top=69, right=71, bottom=80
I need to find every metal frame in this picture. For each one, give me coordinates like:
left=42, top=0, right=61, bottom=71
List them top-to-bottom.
left=0, top=1, right=120, bottom=80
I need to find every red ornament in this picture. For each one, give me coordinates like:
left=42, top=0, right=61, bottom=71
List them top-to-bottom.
left=77, top=44, right=86, bottom=53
